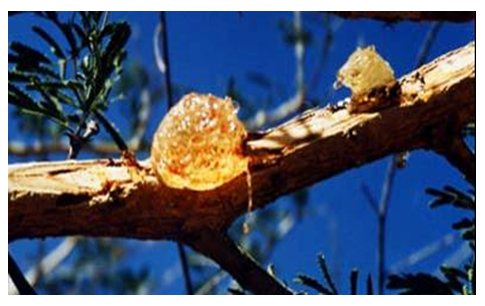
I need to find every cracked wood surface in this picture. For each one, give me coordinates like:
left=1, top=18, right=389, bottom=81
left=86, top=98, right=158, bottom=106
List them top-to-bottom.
left=9, top=42, right=475, bottom=242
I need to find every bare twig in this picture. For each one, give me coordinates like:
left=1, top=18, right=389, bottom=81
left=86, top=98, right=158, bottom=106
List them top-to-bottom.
left=158, top=11, right=174, bottom=109
left=246, top=11, right=306, bottom=129
left=330, top=12, right=475, bottom=23
left=308, top=13, right=337, bottom=94
left=415, top=22, right=443, bottom=67
left=128, top=88, right=152, bottom=150
left=93, top=110, right=128, bottom=153
left=67, top=120, right=100, bottom=159
left=377, top=156, right=398, bottom=295
left=360, top=183, right=378, bottom=215
left=185, top=231, right=292, bottom=295
left=389, top=232, right=458, bottom=273
left=9, top=237, right=79, bottom=295
left=176, top=241, right=194, bottom=294
left=8, top=253, right=37, bottom=295
left=195, top=270, right=227, bottom=295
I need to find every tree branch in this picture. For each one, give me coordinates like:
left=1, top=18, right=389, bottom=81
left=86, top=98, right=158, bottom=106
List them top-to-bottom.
left=330, top=11, right=475, bottom=23
left=8, top=42, right=475, bottom=293
left=8, top=42, right=475, bottom=242
left=184, top=231, right=292, bottom=295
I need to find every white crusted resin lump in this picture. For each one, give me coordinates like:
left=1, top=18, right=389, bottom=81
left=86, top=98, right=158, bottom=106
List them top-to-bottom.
left=335, top=45, right=396, bottom=98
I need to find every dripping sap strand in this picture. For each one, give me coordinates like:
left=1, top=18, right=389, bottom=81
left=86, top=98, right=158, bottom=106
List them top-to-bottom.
left=243, top=169, right=253, bottom=234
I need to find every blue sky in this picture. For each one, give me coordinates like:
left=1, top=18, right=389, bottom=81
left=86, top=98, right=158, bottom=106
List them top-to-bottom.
left=8, top=12, right=475, bottom=294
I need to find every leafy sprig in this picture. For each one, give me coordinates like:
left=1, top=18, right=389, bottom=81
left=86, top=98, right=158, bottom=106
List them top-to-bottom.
left=8, top=12, right=131, bottom=158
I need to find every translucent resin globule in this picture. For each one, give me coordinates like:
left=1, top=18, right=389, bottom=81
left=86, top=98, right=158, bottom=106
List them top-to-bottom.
left=151, top=93, right=248, bottom=190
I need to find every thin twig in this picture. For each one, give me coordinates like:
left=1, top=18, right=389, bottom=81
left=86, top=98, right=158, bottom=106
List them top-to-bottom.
left=159, top=11, right=174, bottom=109
left=246, top=11, right=306, bottom=129
left=308, top=13, right=336, bottom=94
left=415, top=22, right=443, bottom=67
left=128, top=88, right=152, bottom=150
left=376, top=155, right=398, bottom=295
left=361, top=157, right=397, bottom=295
left=360, top=183, right=379, bottom=215
left=185, top=231, right=292, bottom=295
left=389, top=232, right=458, bottom=274
left=9, top=237, right=79, bottom=294
left=176, top=241, right=194, bottom=294
left=8, top=253, right=37, bottom=295
left=195, top=270, right=227, bottom=295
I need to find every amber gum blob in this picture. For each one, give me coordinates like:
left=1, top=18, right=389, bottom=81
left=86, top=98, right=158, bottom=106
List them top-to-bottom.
left=151, top=93, right=248, bottom=190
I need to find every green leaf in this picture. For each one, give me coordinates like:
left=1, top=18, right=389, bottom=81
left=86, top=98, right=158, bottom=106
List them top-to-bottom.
left=44, top=11, right=59, bottom=21
left=79, top=11, right=93, bottom=32
left=59, top=22, right=78, bottom=55
left=102, top=22, right=131, bottom=61
left=72, top=23, right=89, bottom=48
left=32, top=26, right=66, bottom=59
left=10, top=41, right=51, bottom=64
left=8, top=70, right=40, bottom=83
left=9, top=83, right=41, bottom=112
left=93, top=109, right=127, bottom=152
left=463, top=122, right=475, bottom=137
left=426, top=186, right=475, bottom=210
left=452, top=218, right=474, bottom=230
left=462, top=228, right=475, bottom=241
left=317, top=254, right=338, bottom=294
left=440, top=266, right=466, bottom=293
left=350, top=269, right=358, bottom=295
left=387, top=273, right=453, bottom=295
left=294, top=274, right=333, bottom=295
left=366, top=274, right=374, bottom=295
left=228, top=287, right=246, bottom=295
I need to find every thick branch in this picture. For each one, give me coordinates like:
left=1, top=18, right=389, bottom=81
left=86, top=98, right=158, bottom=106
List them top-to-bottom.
left=330, top=11, right=475, bottom=23
left=9, top=42, right=475, bottom=243
left=185, top=231, right=292, bottom=295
